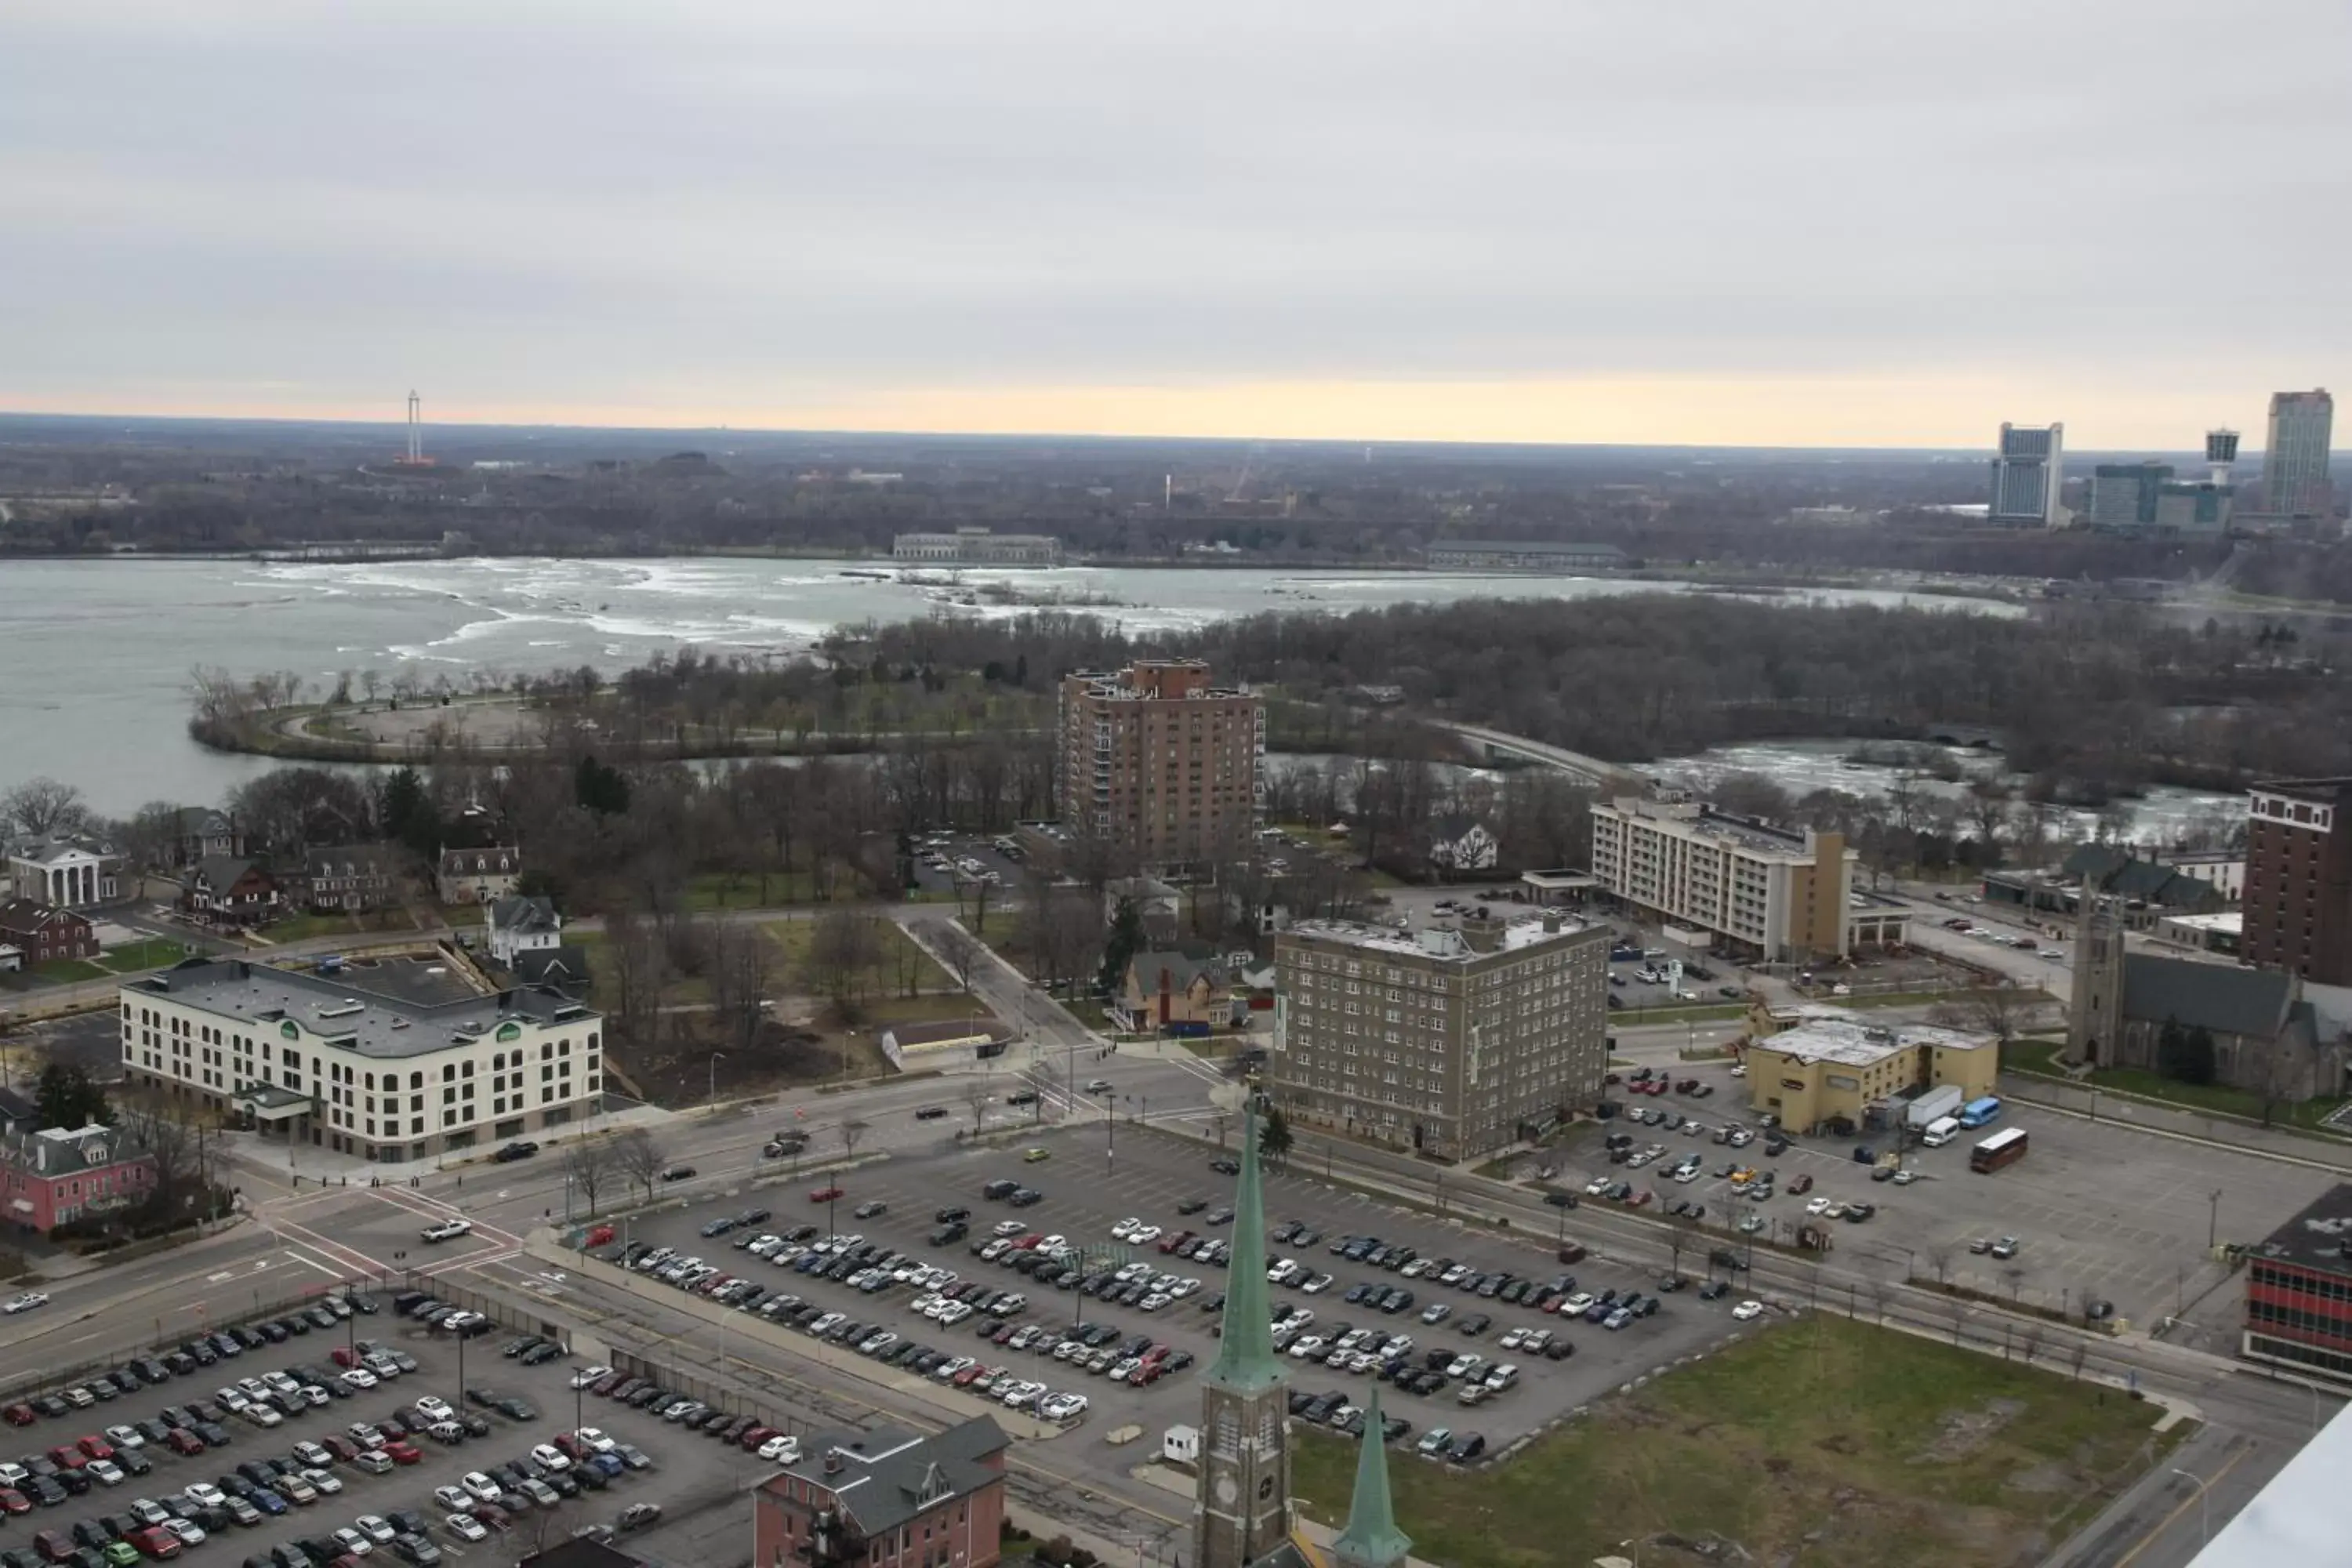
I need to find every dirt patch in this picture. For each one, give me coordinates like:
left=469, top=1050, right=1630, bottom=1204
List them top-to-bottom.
left=615, top=1015, right=891, bottom=1105
left=1911, top=1398, right=2027, bottom=1465
left=2004, top=1462, right=2072, bottom=1494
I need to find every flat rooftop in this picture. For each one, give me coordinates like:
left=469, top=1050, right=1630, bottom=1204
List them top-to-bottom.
left=1601, top=797, right=1818, bottom=858
left=1285, top=913, right=1597, bottom=964
left=125, top=957, right=597, bottom=1059
left=1755, top=1014, right=1995, bottom=1069
left=2245, top=1182, right=2352, bottom=1276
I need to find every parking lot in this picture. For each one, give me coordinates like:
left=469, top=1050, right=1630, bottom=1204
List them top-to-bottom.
left=906, top=833, right=1028, bottom=898
left=1545, top=1058, right=2339, bottom=1332
left=593, top=1124, right=1769, bottom=1462
left=0, top=1294, right=745, bottom=1568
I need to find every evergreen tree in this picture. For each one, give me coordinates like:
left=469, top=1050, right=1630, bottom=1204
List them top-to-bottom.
left=574, top=755, right=631, bottom=815
left=379, top=766, right=441, bottom=860
left=1097, top=898, right=1145, bottom=994
left=2155, top=1018, right=2189, bottom=1081
left=2179, top=1025, right=2219, bottom=1087
left=34, top=1062, right=111, bottom=1130
left=1261, top=1105, right=1294, bottom=1167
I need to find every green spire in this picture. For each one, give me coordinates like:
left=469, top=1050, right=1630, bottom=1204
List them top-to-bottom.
left=1205, top=1105, right=1285, bottom=1392
left=1331, top=1385, right=1412, bottom=1568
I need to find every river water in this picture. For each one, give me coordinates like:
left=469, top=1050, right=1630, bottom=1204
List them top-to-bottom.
left=0, top=556, right=2012, bottom=815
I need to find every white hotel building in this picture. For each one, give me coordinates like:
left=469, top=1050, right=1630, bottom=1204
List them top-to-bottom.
left=1588, top=795, right=1860, bottom=964
left=120, top=960, right=604, bottom=1163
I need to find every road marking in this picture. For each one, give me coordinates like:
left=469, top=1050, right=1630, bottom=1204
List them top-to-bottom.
left=282, top=1250, right=343, bottom=1279
left=207, top=1271, right=234, bottom=1284
left=2112, top=1442, right=2248, bottom=1567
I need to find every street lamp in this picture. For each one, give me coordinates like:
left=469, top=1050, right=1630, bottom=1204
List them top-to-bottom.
left=708, top=1053, right=725, bottom=1111
left=2209, top=1189, right=2223, bottom=1250
left=2170, top=1466, right=2213, bottom=1547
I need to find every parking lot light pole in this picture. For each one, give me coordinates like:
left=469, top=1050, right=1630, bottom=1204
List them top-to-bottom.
left=708, top=1054, right=725, bottom=1112
left=2209, top=1189, right=2223, bottom=1250
left=2170, top=1467, right=2212, bottom=1546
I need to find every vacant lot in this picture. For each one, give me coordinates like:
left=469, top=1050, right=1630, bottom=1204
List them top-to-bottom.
left=1292, top=1314, right=2183, bottom=1568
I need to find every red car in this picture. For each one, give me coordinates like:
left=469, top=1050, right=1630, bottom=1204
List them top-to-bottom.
left=808, top=1185, right=844, bottom=1203
left=584, top=1225, right=615, bottom=1248
left=1156, top=1231, right=1192, bottom=1254
left=330, top=1346, right=361, bottom=1369
left=2, top=1404, right=31, bottom=1426
left=738, top=1425, right=776, bottom=1451
left=165, top=1429, right=205, bottom=1457
left=554, top=1432, right=586, bottom=1461
left=321, top=1434, right=358, bottom=1462
left=76, top=1436, right=113, bottom=1461
left=384, top=1439, right=423, bottom=1465
left=45, top=1445, right=85, bottom=1470
left=0, top=1488, right=31, bottom=1515
left=472, top=1502, right=511, bottom=1531
left=129, top=1525, right=182, bottom=1559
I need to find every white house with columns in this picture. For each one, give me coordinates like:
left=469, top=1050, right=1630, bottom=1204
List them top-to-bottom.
left=6, top=840, right=119, bottom=910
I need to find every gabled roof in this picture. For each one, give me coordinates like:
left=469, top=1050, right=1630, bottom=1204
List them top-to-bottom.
left=172, top=807, right=234, bottom=836
left=1429, top=812, right=1489, bottom=844
left=303, top=844, right=399, bottom=877
left=439, top=846, right=519, bottom=874
left=193, top=855, right=270, bottom=892
left=490, top=895, right=560, bottom=935
left=0, top=898, right=89, bottom=935
left=514, top=946, right=590, bottom=988
left=1130, top=949, right=1224, bottom=993
left=2121, top=953, right=2296, bottom=1040
left=764, top=1416, right=1007, bottom=1538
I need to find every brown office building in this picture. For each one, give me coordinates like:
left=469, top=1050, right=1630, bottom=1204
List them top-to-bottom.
left=1058, top=659, right=1264, bottom=871
left=2245, top=779, right=2352, bottom=985
left=1272, top=913, right=1610, bottom=1161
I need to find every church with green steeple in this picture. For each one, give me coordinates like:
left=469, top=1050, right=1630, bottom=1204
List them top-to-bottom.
left=1193, top=1105, right=1414, bottom=1568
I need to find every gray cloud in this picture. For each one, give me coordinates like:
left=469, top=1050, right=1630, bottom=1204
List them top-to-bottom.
left=5, top=1, right=2347, bottom=434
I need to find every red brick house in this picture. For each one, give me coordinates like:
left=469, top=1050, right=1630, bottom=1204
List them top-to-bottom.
left=0, top=899, right=97, bottom=964
left=0, top=1124, right=157, bottom=1235
left=753, top=1417, right=1006, bottom=1568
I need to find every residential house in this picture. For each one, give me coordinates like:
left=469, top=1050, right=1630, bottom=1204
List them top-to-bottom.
left=169, top=808, right=245, bottom=868
left=1426, top=813, right=1498, bottom=877
left=5, top=839, right=120, bottom=910
left=302, top=844, right=401, bottom=913
left=1984, top=844, right=2235, bottom=930
left=438, top=846, right=521, bottom=906
left=180, top=857, right=284, bottom=928
left=1104, top=876, right=1181, bottom=942
left=488, top=896, right=563, bottom=967
left=0, top=899, right=97, bottom=964
left=0, top=946, right=19, bottom=974
left=1116, top=949, right=1231, bottom=1033
left=0, top=1087, right=39, bottom=1135
left=0, top=1124, right=158, bottom=1235
left=753, top=1416, right=1007, bottom=1568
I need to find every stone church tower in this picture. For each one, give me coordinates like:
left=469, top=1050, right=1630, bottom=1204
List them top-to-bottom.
left=2067, top=877, right=2127, bottom=1066
left=1194, top=1109, right=1291, bottom=1568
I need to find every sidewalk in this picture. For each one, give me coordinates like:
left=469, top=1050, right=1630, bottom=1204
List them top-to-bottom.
left=1999, top=1072, right=2352, bottom=1174
left=212, top=1098, right=682, bottom=1189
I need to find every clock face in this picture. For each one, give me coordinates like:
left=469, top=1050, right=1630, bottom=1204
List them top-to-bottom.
left=1213, top=1475, right=1239, bottom=1506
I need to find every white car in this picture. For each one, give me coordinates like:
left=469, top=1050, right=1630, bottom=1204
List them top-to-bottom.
left=1804, top=1196, right=1830, bottom=1216
left=421, top=1218, right=473, bottom=1243
left=1109, top=1218, right=1142, bottom=1242
left=992, top=1219, right=1025, bottom=1238
left=1128, top=1224, right=1162, bottom=1245
left=0, top=1292, right=48, bottom=1315
left=1731, top=1300, right=1766, bottom=1322
left=568, top=1365, right=612, bottom=1389
left=339, top=1368, right=379, bottom=1391
left=1039, top=1392, right=1089, bottom=1422
left=414, top=1396, right=453, bottom=1422
left=241, top=1404, right=283, bottom=1428
left=103, top=1424, right=143, bottom=1450
left=572, top=1427, right=617, bottom=1454
left=759, top=1434, right=802, bottom=1463
left=530, top=1443, right=572, bottom=1472
left=87, top=1459, right=124, bottom=1486
left=303, top=1468, right=343, bottom=1496
left=460, top=1471, right=503, bottom=1501
left=184, top=1483, right=227, bottom=1510
left=433, top=1485, right=473, bottom=1512
left=356, top=1514, right=397, bottom=1544
left=445, top=1514, right=488, bottom=1542
left=164, top=1519, right=207, bottom=1548
left=333, top=1526, right=376, bottom=1557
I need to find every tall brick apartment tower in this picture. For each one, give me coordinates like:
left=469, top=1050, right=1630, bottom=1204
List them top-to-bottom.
left=1057, top=659, right=1265, bottom=873
left=2244, top=779, right=2352, bottom=985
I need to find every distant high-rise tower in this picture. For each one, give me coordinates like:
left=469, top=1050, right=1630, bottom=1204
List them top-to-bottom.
left=404, top=390, right=425, bottom=466
left=2260, top=390, right=2334, bottom=519
left=1988, top=422, right=2065, bottom=527
left=2206, top=428, right=2240, bottom=488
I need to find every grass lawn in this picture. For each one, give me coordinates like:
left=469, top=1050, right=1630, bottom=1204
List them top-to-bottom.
left=685, top=869, right=829, bottom=909
left=256, top=909, right=426, bottom=945
left=760, top=916, right=950, bottom=1001
left=94, top=938, right=191, bottom=974
left=1610, top=1002, right=1748, bottom=1025
left=2005, top=1038, right=2352, bottom=1134
left=1290, top=1314, right=2182, bottom=1568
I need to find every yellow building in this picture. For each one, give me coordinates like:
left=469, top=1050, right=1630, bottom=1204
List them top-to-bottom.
left=1743, top=1014, right=1998, bottom=1134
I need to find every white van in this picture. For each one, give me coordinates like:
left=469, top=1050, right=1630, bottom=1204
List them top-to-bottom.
left=1921, top=1116, right=1960, bottom=1148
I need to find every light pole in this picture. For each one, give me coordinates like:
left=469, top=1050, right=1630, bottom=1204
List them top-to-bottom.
left=708, top=1054, right=725, bottom=1111
left=2209, top=1189, right=2223, bottom=1250
left=2170, top=1466, right=2212, bottom=1547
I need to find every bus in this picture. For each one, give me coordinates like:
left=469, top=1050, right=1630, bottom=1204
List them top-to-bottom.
left=1958, top=1096, right=2003, bottom=1129
left=1969, top=1127, right=2028, bottom=1173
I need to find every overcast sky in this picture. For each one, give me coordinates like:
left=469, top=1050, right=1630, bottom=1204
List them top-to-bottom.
left=5, top=2, right=2347, bottom=447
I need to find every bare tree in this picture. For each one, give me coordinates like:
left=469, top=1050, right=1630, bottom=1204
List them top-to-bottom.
left=360, top=668, right=383, bottom=709
left=1, top=778, right=91, bottom=840
left=804, top=909, right=883, bottom=1022
left=607, top=912, right=669, bottom=1051
left=703, top=920, right=775, bottom=1053
left=935, top=923, right=982, bottom=996
left=1931, top=982, right=2042, bottom=1044
left=965, top=1080, right=992, bottom=1134
left=838, top=1119, right=870, bottom=1163
left=612, top=1128, right=666, bottom=1204
left=563, top=1140, right=616, bottom=1220
left=1926, top=1246, right=1953, bottom=1287
left=2017, top=1323, right=2045, bottom=1366
left=2069, top=1339, right=2090, bottom=1381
